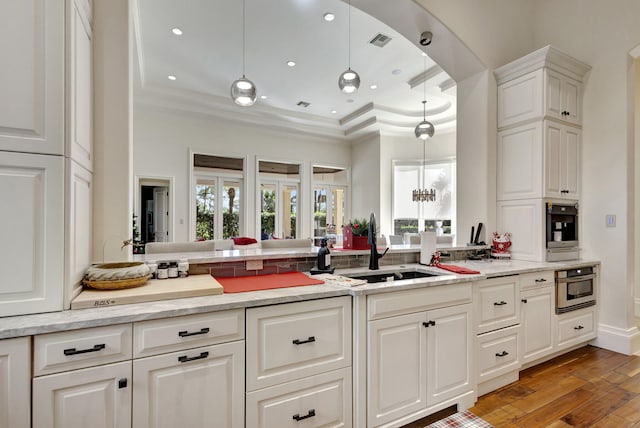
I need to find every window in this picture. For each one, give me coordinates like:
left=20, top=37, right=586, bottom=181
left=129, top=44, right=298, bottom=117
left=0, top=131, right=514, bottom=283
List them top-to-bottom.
left=192, top=154, right=244, bottom=240
left=258, top=160, right=300, bottom=239
left=393, top=160, right=456, bottom=236
left=313, top=166, right=348, bottom=245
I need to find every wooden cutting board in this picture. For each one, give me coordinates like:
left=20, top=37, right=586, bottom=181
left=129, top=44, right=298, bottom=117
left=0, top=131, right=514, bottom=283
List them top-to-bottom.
left=71, top=274, right=223, bottom=309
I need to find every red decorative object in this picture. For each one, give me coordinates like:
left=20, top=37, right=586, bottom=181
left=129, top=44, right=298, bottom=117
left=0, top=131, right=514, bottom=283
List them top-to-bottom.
left=342, top=226, right=371, bottom=250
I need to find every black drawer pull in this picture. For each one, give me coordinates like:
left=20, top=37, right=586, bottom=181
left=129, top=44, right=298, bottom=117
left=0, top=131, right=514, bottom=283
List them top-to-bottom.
left=534, top=278, right=547, bottom=283
left=521, top=299, right=528, bottom=303
left=494, top=301, right=507, bottom=306
left=422, top=320, right=436, bottom=328
left=574, top=325, right=585, bottom=330
left=178, top=327, right=210, bottom=337
left=292, top=336, right=316, bottom=345
left=64, top=343, right=106, bottom=356
left=178, top=351, right=209, bottom=363
left=495, top=351, right=509, bottom=357
left=118, top=378, right=128, bottom=389
left=292, top=409, right=316, bottom=421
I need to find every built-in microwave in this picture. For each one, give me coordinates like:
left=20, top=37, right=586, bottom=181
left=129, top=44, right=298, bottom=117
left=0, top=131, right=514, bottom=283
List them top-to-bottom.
left=546, top=202, right=579, bottom=261
left=555, top=266, right=596, bottom=314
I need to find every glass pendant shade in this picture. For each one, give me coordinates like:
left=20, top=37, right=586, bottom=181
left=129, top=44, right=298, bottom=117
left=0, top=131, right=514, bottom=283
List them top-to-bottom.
left=339, top=68, right=360, bottom=94
left=231, top=76, right=257, bottom=106
left=414, top=120, right=435, bottom=140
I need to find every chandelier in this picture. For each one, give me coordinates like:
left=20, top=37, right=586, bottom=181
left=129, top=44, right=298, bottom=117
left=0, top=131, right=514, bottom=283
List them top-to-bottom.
left=412, top=187, right=436, bottom=202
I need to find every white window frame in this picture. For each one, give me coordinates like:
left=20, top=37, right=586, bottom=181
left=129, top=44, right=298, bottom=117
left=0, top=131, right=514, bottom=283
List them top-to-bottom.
left=312, top=165, right=350, bottom=243
left=258, top=178, right=300, bottom=239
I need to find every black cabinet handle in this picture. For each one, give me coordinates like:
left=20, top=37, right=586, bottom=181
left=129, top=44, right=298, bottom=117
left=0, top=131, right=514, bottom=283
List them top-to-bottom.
left=534, top=278, right=547, bottom=283
left=521, top=299, right=528, bottom=303
left=494, top=301, right=507, bottom=306
left=423, top=320, right=436, bottom=327
left=574, top=325, right=584, bottom=330
left=178, top=327, right=210, bottom=337
left=292, top=336, right=316, bottom=345
left=64, top=343, right=106, bottom=356
left=178, top=351, right=209, bottom=363
left=495, top=351, right=509, bottom=357
left=118, top=378, right=128, bottom=389
left=292, top=409, right=316, bottom=421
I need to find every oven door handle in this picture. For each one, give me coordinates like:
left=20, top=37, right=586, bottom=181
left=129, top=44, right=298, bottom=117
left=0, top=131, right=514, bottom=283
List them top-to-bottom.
left=556, top=273, right=596, bottom=284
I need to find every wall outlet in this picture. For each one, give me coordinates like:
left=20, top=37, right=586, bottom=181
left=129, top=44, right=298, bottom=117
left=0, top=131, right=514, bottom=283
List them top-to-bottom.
left=606, top=214, right=616, bottom=227
left=246, top=260, right=263, bottom=270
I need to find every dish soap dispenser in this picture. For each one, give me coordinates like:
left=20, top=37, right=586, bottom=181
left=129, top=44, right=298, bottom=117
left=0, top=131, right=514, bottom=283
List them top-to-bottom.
left=311, top=238, right=335, bottom=274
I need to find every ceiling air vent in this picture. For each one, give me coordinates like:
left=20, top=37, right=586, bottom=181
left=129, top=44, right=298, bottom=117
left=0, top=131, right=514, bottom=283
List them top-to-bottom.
left=369, top=33, right=392, bottom=47
left=297, top=101, right=310, bottom=108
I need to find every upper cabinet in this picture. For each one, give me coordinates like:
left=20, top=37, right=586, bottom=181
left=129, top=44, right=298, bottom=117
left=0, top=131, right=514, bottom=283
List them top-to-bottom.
left=0, top=0, right=64, bottom=155
left=495, top=46, right=590, bottom=202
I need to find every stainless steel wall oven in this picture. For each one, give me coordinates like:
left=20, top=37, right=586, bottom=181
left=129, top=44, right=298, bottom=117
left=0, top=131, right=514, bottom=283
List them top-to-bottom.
left=555, top=266, right=596, bottom=314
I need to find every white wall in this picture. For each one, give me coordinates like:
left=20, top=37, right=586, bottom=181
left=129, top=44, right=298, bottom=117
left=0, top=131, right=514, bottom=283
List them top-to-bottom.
left=133, top=107, right=351, bottom=241
left=350, top=134, right=381, bottom=225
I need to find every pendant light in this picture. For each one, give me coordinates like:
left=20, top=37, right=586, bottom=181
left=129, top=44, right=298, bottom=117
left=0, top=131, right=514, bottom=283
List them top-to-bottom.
left=230, top=0, right=257, bottom=106
left=338, top=0, right=360, bottom=94
left=414, top=54, right=435, bottom=140
left=412, top=137, right=437, bottom=202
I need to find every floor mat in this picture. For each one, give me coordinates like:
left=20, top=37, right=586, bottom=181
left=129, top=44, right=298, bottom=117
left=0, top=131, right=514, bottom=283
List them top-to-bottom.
left=214, top=272, right=325, bottom=293
left=425, top=410, right=494, bottom=427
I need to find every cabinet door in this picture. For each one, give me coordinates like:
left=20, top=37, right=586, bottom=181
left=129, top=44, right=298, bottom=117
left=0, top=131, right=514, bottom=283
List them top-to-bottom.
left=0, top=0, right=64, bottom=155
left=66, top=0, right=93, bottom=171
left=497, top=69, right=543, bottom=128
left=546, top=69, right=581, bottom=125
left=497, top=122, right=543, bottom=200
left=544, top=122, right=580, bottom=200
left=562, top=125, right=580, bottom=199
left=0, top=152, right=64, bottom=316
left=497, top=199, right=545, bottom=262
left=474, top=276, right=520, bottom=334
left=521, top=286, right=554, bottom=364
left=426, top=304, right=472, bottom=406
left=556, top=308, right=596, bottom=350
left=368, top=312, right=427, bottom=427
left=0, top=337, right=31, bottom=428
left=133, top=341, right=244, bottom=428
left=32, top=361, right=132, bottom=428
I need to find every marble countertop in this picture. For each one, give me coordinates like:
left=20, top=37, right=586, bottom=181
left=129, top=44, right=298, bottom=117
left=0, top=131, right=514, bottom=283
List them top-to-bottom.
left=0, top=258, right=599, bottom=340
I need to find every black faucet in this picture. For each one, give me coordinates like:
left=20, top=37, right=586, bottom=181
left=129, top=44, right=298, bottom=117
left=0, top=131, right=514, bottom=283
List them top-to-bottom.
left=368, top=212, right=389, bottom=270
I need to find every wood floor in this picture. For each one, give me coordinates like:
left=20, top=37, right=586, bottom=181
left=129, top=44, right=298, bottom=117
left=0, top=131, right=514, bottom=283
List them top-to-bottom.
left=401, top=345, right=640, bottom=427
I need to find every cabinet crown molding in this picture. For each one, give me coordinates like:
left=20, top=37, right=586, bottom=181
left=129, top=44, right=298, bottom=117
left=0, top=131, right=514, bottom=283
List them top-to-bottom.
left=494, top=45, right=591, bottom=85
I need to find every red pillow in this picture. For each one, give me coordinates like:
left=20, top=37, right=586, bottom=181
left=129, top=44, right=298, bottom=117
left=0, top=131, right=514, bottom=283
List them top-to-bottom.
left=232, top=237, right=258, bottom=245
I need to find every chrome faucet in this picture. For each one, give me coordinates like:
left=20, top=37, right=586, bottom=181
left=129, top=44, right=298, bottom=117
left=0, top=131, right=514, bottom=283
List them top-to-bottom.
left=368, top=212, right=389, bottom=270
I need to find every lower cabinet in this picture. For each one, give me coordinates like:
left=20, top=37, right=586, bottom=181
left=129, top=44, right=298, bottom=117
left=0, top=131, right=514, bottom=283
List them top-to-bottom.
left=520, top=285, right=554, bottom=365
left=367, top=288, right=472, bottom=428
left=556, top=306, right=596, bottom=350
left=0, top=336, right=31, bottom=428
left=133, top=341, right=244, bottom=428
left=32, top=361, right=132, bottom=428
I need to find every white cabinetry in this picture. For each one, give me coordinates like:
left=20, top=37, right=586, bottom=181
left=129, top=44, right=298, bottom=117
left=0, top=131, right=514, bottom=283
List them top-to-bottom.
left=545, top=69, right=581, bottom=125
left=545, top=121, right=580, bottom=199
left=0, top=151, right=64, bottom=316
left=497, top=199, right=545, bottom=262
left=519, top=271, right=555, bottom=365
left=367, top=285, right=473, bottom=427
left=246, top=297, right=351, bottom=428
left=555, top=307, right=596, bottom=350
left=32, top=324, right=133, bottom=428
left=0, top=337, right=31, bottom=428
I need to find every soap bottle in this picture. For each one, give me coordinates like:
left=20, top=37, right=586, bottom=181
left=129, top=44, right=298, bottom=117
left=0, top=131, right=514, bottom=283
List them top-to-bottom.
left=317, top=238, right=331, bottom=270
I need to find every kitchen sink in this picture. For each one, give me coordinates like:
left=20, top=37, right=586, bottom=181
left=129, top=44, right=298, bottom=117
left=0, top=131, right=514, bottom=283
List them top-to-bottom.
left=346, top=269, right=441, bottom=284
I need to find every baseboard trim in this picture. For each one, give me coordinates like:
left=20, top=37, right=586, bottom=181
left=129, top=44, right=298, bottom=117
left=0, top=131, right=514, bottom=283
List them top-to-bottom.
left=592, top=323, right=640, bottom=355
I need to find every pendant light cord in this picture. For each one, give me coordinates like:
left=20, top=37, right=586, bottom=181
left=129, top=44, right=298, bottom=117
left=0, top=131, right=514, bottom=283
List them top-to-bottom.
left=242, top=0, right=246, bottom=76
left=348, top=0, right=351, bottom=68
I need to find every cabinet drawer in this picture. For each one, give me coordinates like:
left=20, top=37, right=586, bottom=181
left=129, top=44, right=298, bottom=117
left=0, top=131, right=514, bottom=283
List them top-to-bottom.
left=519, top=270, right=554, bottom=290
left=474, top=276, right=520, bottom=334
left=246, top=297, right=351, bottom=391
left=133, top=309, right=244, bottom=358
left=556, top=309, right=595, bottom=348
left=34, top=324, right=132, bottom=376
left=477, top=325, right=520, bottom=383
left=246, top=367, right=352, bottom=428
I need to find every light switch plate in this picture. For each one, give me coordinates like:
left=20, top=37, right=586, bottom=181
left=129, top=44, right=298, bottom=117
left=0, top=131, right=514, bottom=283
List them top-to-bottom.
left=606, top=214, right=616, bottom=227
left=246, top=260, right=263, bottom=270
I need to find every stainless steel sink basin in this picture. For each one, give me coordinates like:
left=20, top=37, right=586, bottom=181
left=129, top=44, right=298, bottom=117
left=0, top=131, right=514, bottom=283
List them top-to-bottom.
left=346, top=269, right=441, bottom=284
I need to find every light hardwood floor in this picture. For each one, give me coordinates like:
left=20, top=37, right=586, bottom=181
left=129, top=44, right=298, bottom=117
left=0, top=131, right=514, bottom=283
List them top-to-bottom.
left=402, top=345, right=640, bottom=427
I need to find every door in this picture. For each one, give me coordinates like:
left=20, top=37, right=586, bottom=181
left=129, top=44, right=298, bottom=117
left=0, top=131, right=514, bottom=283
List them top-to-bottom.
left=0, top=151, right=64, bottom=317
left=153, top=187, right=168, bottom=242
left=521, top=287, right=554, bottom=364
left=426, top=304, right=472, bottom=406
left=368, top=312, right=427, bottom=427
left=0, top=337, right=31, bottom=428
left=133, top=341, right=244, bottom=428
left=32, top=361, right=132, bottom=428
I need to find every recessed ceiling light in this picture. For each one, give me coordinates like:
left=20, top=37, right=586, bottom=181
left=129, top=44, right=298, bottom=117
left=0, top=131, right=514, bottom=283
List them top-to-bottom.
left=323, top=13, right=335, bottom=22
left=171, top=28, right=183, bottom=36
left=287, top=61, right=296, bottom=67
left=392, top=69, right=402, bottom=76
left=167, top=75, right=177, bottom=80
left=370, top=84, right=378, bottom=90
left=260, top=95, right=267, bottom=100
left=346, top=99, right=354, bottom=103
left=331, top=110, right=337, bottom=114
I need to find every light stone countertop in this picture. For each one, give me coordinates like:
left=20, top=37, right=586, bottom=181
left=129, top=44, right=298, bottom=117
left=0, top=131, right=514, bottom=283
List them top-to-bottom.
left=0, top=258, right=599, bottom=340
